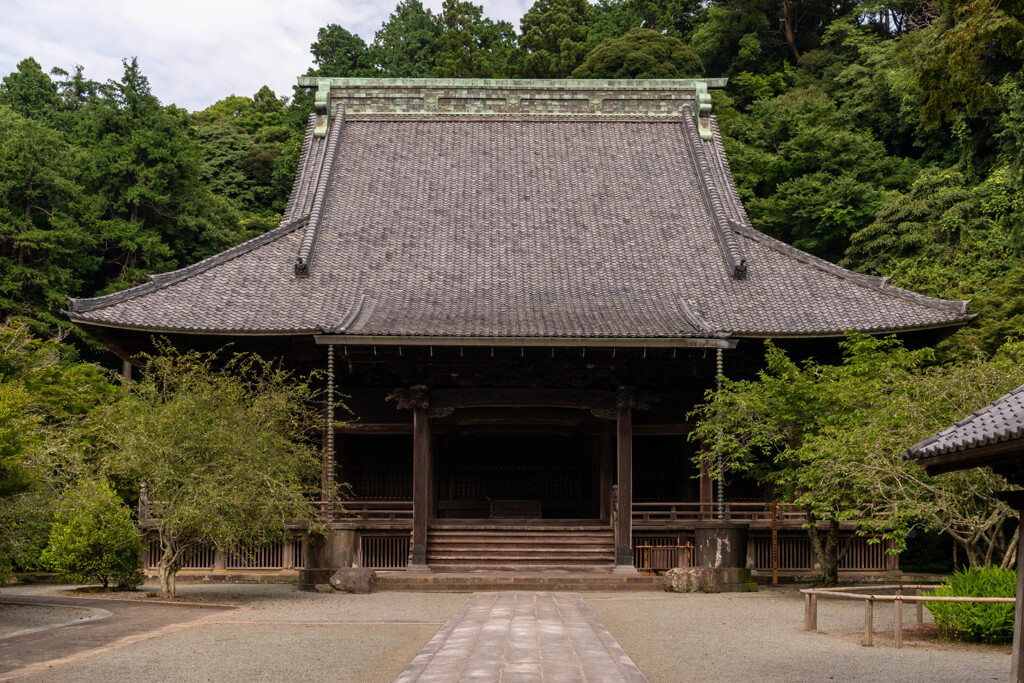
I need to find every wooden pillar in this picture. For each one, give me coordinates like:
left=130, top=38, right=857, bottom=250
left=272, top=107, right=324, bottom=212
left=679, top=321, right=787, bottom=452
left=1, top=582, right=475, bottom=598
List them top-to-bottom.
left=615, top=404, right=634, bottom=569
left=411, top=406, right=432, bottom=570
left=600, top=429, right=613, bottom=523
left=699, top=456, right=713, bottom=520
left=1013, top=513, right=1024, bottom=682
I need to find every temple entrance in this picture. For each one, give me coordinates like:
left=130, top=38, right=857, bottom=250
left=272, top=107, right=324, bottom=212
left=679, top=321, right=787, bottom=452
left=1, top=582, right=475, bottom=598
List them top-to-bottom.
left=436, top=432, right=601, bottom=520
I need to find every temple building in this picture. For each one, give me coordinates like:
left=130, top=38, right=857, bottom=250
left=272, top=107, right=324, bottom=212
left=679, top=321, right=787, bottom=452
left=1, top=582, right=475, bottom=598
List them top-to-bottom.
left=69, top=79, right=973, bottom=577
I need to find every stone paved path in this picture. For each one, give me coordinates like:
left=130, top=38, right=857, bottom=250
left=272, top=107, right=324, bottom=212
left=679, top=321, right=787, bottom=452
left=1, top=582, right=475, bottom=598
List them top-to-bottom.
left=395, top=592, right=648, bottom=683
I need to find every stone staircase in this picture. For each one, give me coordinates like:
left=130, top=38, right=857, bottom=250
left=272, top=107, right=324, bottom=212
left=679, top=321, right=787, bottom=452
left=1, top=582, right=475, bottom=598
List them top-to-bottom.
left=424, top=523, right=616, bottom=571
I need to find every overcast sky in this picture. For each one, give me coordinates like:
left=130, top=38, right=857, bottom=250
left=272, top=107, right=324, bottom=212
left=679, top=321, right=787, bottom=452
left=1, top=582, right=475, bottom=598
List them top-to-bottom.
left=0, top=0, right=533, bottom=112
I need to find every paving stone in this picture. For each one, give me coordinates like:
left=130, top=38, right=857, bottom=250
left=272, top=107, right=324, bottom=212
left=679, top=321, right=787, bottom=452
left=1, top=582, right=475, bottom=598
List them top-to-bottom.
left=394, top=592, right=648, bottom=683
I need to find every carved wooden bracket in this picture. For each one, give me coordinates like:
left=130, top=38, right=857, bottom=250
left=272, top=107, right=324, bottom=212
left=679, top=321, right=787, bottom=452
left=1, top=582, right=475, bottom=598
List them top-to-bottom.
left=387, top=384, right=430, bottom=411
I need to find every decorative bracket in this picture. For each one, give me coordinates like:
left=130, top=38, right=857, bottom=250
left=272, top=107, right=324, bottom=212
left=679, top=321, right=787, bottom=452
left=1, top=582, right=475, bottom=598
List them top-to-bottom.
left=314, top=81, right=332, bottom=138
left=694, top=81, right=713, bottom=141
left=387, top=385, right=430, bottom=411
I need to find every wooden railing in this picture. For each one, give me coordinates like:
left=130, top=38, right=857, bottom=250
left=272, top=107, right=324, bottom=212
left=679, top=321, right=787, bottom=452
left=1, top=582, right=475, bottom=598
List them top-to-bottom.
left=312, top=499, right=414, bottom=522
left=632, top=501, right=805, bottom=524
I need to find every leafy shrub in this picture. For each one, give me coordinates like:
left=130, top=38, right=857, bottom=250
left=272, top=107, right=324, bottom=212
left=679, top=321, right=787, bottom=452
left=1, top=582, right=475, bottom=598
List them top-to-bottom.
left=41, top=479, right=144, bottom=590
left=923, top=567, right=1016, bottom=643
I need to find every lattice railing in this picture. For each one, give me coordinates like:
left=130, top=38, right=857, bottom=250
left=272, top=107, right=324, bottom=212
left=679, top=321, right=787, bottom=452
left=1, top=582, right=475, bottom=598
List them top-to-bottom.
left=360, top=534, right=410, bottom=569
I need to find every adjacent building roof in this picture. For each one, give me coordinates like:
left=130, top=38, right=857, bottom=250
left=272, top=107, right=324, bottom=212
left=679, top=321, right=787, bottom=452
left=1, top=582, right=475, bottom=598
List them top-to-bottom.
left=67, top=79, right=973, bottom=343
left=905, top=384, right=1024, bottom=478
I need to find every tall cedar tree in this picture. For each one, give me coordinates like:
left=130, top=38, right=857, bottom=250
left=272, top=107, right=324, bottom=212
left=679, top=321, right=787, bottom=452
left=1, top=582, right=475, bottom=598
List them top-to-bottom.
left=431, top=0, right=517, bottom=78
left=510, top=0, right=592, bottom=78
left=371, top=1, right=442, bottom=77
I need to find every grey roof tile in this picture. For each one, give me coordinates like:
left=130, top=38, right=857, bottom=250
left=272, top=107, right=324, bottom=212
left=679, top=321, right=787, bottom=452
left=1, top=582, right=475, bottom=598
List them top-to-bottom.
left=68, top=80, right=973, bottom=340
left=907, top=385, right=1024, bottom=460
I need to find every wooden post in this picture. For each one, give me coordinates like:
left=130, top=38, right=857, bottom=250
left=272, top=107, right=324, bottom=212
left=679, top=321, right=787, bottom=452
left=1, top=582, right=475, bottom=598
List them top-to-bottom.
left=615, top=403, right=634, bottom=570
left=411, top=406, right=432, bottom=571
left=600, top=429, right=613, bottom=523
left=699, top=456, right=713, bottom=521
left=771, top=501, right=779, bottom=586
left=1013, top=515, right=1024, bottom=682
left=282, top=538, right=295, bottom=570
left=804, top=592, right=818, bottom=631
left=894, top=595, right=904, bottom=648
left=864, top=599, right=874, bottom=646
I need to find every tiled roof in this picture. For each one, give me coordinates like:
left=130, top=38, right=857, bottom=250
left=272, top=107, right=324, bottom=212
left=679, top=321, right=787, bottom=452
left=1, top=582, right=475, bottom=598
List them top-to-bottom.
left=67, top=80, right=973, bottom=341
left=906, top=385, right=1024, bottom=460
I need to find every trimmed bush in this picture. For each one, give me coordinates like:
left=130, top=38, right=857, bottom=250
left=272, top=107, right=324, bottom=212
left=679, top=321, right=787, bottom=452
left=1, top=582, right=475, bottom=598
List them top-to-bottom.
left=41, top=479, right=144, bottom=590
left=923, top=567, right=1016, bottom=643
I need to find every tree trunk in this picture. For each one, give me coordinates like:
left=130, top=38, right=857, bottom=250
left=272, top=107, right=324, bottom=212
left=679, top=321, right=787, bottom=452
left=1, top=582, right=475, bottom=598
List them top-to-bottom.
left=780, top=0, right=800, bottom=63
left=806, top=517, right=840, bottom=584
left=158, top=543, right=179, bottom=599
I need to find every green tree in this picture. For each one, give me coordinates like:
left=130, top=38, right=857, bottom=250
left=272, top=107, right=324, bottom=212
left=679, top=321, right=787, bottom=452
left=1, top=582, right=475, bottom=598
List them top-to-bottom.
left=431, top=0, right=517, bottom=78
left=510, top=0, right=592, bottom=78
left=370, top=1, right=442, bottom=77
left=308, top=24, right=374, bottom=77
left=572, top=27, right=703, bottom=78
left=0, top=58, right=60, bottom=124
left=74, top=59, right=243, bottom=289
left=724, top=87, right=916, bottom=261
left=0, top=106, right=94, bottom=332
left=0, top=320, right=118, bottom=584
left=691, top=335, right=1024, bottom=583
left=98, top=346, right=326, bottom=598
left=42, top=478, right=144, bottom=589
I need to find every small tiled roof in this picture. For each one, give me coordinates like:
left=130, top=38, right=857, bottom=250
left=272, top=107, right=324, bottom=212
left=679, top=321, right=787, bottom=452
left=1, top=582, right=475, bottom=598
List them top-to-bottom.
left=67, top=79, right=973, bottom=342
left=906, top=385, right=1024, bottom=461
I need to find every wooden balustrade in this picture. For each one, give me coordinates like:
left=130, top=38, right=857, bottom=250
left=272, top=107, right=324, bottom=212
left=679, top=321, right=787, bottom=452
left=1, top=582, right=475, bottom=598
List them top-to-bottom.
left=631, top=501, right=805, bottom=524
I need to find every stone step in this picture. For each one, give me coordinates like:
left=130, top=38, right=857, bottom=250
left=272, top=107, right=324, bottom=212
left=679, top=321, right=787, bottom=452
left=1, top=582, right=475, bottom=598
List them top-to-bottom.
left=427, top=554, right=615, bottom=563
left=378, top=572, right=661, bottom=592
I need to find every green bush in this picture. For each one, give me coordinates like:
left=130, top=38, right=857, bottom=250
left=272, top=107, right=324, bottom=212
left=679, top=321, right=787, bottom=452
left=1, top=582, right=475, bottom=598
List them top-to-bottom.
left=41, top=479, right=145, bottom=590
left=923, top=567, right=1017, bottom=643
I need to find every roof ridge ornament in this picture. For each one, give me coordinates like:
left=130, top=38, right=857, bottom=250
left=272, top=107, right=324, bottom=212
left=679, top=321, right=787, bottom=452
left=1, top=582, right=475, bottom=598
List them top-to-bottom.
left=314, top=81, right=332, bottom=138
left=694, top=81, right=713, bottom=141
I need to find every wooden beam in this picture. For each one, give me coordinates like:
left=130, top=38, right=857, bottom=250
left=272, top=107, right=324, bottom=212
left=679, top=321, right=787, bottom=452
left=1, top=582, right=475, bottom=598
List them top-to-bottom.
left=314, top=334, right=737, bottom=349
left=430, top=388, right=613, bottom=410
left=616, top=406, right=634, bottom=568
left=411, top=408, right=432, bottom=571
left=445, top=408, right=591, bottom=426
left=334, top=423, right=414, bottom=434
left=633, top=424, right=694, bottom=436
left=1014, top=516, right=1024, bottom=682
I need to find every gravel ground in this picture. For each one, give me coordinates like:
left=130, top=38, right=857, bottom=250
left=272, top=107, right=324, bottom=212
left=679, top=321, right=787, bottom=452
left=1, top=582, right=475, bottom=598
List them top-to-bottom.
left=1, top=583, right=1013, bottom=682
left=6, top=583, right=467, bottom=683
left=585, top=587, right=1010, bottom=683
left=0, top=604, right=93, bottom=637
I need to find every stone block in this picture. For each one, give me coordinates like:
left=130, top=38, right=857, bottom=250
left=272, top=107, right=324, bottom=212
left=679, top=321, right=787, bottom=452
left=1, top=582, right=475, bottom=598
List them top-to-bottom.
left=330, top=567, right=377, bottom=594
left=664, top=567, right=721, bottom=593
left=314, top=583, right=335, bottom=593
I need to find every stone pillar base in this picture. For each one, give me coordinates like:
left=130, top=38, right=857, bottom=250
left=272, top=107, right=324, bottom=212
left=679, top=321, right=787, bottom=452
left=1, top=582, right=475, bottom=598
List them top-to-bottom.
left=694, top=521, right=749, bottom=568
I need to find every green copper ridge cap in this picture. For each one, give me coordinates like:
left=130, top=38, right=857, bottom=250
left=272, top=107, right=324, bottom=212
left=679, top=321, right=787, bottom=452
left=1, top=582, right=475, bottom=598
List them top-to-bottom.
left=298, top=78, right=728, bottom=137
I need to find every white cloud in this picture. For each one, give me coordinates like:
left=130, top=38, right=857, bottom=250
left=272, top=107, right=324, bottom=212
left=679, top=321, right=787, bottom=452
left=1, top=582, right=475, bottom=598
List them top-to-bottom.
left=0, top=0, right=532, bottom=111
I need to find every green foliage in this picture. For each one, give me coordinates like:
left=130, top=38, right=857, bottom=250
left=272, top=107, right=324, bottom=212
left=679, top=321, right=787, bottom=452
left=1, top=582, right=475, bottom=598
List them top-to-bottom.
left=431, top=0, right=517, bottom=77
left=510, top=0, right=592, bottom=78
left=371, top=1, right=442, bottom=77
left=308, top=24, right=375, bottom=77
left=572, top=27, right=703, bottom=78
left=0, top=58, right=60, bottom=124
left=724, top=87, right=916, bottom=261
left=0, top=320, right=118, bottom=584
left=690, top=335, right=1024, bottom=582
left=97, top=344, right=326, bottom=597
left=41, top=478, right=144, bottom=589
left=924, top=567, right=1017, bottom=643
